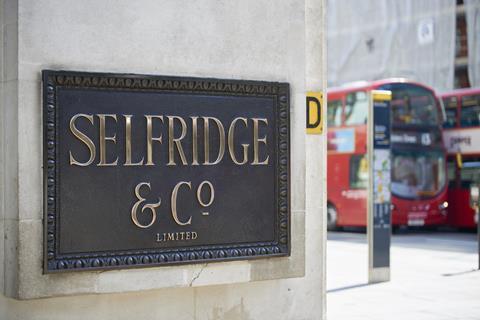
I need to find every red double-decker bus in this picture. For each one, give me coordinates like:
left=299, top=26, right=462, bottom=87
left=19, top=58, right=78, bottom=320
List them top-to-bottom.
left=327, top=79, right=448, bottom=229
left=441, top=88, right=480, bottom=229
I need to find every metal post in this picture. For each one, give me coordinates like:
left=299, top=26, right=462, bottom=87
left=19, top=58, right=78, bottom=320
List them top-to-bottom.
left=470, top=184, right=479, bottom=269
left=477, top=207, right=479, bottom=270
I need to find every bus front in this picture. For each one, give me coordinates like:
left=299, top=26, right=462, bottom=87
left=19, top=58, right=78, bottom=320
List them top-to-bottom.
left=377, top=81, right=448, bottom=226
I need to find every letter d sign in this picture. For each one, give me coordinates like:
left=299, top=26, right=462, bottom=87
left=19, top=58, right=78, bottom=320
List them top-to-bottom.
left=306, top=92, right=323, bottom=134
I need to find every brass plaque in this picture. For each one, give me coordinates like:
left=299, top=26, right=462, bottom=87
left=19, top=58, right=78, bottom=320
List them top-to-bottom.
left=43, top=70, right=290, bottom=272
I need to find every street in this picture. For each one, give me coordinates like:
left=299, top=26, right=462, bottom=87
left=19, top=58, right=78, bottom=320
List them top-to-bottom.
left=327, top=231, right=480, bottom=320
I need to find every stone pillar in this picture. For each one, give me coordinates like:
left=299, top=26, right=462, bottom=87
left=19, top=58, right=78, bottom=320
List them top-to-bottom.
left=0, top=0, right=326, bottom=318
left=305, top=0, right=328, bottom=318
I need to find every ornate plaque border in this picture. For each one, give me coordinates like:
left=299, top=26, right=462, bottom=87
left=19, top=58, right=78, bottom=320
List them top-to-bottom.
left=42, top=70, right=290, bottom=272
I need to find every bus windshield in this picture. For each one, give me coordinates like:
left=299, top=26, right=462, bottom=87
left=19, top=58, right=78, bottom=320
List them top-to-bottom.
left=379, top=83, right=439, bottom=126
left=460, top=94, right=480, bottom=127
left=391, top=150, right=446, bottom=199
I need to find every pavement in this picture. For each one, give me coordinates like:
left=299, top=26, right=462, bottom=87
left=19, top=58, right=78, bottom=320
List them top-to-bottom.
left=327, top=231, right=480, bottom=320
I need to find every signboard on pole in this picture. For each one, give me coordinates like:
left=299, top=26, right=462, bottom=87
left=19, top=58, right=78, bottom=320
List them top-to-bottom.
left=368, top=90, right=392, bottom=283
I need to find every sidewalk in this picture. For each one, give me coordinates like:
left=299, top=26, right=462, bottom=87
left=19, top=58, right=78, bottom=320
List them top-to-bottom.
left=327, top=232, right=480, bottom=320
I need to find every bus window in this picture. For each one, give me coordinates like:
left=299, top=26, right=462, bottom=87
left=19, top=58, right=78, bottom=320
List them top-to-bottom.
left=380, top=83, right=438, bottom=126
left=345, top=91, right=368, bottom=125
left=460, top=94, right=480, bottom=127
left=443, top=97, right=458, bottom=128
left=327, top=100, right=343, bottom=127
left=391, top=150, right=446, bottom=199
left=350, top=155, right=368, bottom=189
left=447, top=161, right=456, bottom=182
left=460, top=161, right=480, bottom=186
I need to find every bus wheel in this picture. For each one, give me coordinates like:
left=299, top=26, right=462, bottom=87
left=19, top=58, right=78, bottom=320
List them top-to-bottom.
left=327, top=204, right=338, bottom=231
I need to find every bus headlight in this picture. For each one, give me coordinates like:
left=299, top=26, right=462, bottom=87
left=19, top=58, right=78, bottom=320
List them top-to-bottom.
left=438, top=201, right=448, bottom=214
left=438, top=201, right=448, bottom=209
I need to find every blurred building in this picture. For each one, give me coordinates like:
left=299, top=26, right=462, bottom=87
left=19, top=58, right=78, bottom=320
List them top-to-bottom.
left=327, top=0, right=480, bottom=91
left=456, top=0, right=480, bottom=88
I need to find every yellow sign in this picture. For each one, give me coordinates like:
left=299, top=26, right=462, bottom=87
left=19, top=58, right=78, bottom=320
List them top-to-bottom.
left=306, top=92, right=323, bottom=134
